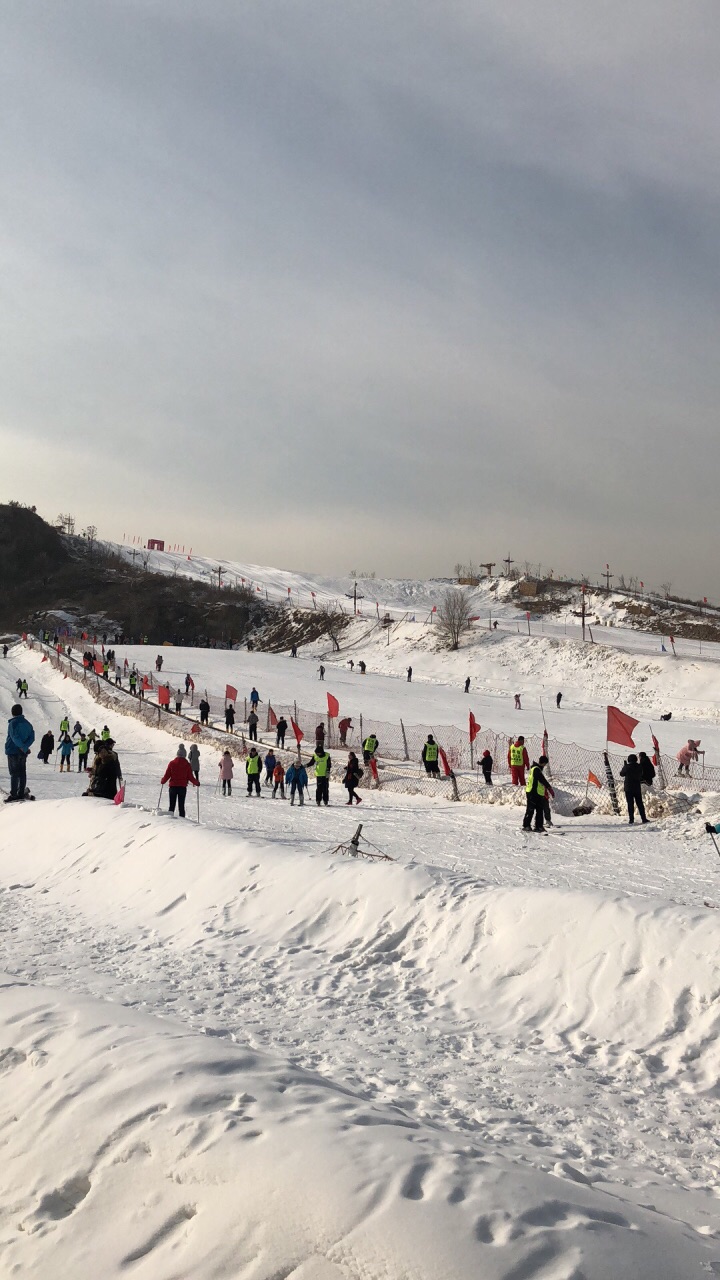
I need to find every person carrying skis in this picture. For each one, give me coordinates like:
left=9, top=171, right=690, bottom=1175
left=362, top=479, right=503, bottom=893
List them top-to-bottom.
left=199, top=697, right=210, bottom=726
left=225, top=703, right=235, bottom=733
left=5, top=705, right=35, bottom=802
left=247, top=709, right=259, bottom=742
left=276, top=715, right=287, bottom=748
left=338, top=716, right=353, bottom=747
left=38, top=730, right=55, bottom=764
left=58, top=732, right=75, bottom=772
left=363, top=733, right=378, bottom=764
left=77, top=734, right=90, bottom=771
left=422, top=735, right=440, bottom=776
left=508, top=736, right=529, bottom=786
left=188, top=742, right=200, bottom=780
left=160, top=744, right=198, bottom=817
left=308, top=746, right=332, bottom=806
left=246, top=747, right=262, bottom=796
left=264, top=749, right=276, bottom=785
left=481, top=749, right=493, bottom=785
left=219, top=750, right=234, bottom=795
left=638, top=751, right=655, bottom=788
left=343, top=752, right=363, bottom=805
left=619, top=754, right=649, bottom=825
left=522, top=755, right=554, bottom=832
left=285, top=760, right=307, bottom=806
left=272, top=761, right=285, bottom=798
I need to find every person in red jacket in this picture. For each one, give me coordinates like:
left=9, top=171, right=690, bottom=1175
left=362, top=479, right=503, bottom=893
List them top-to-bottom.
left=161, top=744, right=199, bottom=818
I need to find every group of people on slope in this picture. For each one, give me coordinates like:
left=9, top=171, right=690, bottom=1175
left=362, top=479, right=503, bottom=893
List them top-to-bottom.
left=5, top=705, right=122, bottom=803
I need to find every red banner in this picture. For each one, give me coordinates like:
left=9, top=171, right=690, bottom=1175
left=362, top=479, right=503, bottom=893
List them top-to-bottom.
left=41, top=655, right=48, bottom=663
left=93, top=659, right=104, bottom=675
left=142, top=676, right=151, bottom=691
left=225, top=684, right=237, bottom=702
left=158, top=685, right=170, bottom=706
left=327, top=693, right=340, bottom=718
left=268, top=705, right=278, bottom=727
left=606, top=705, right=639, bottom=748
left=468, top=712, right=480, bottom=743
left=291, top=718, right=303, bottom=744
left=191, top=723, right=201, bottom=735
left=438, top=746, right=452, bottom=777
left=113, top=785, right=126, bottom=806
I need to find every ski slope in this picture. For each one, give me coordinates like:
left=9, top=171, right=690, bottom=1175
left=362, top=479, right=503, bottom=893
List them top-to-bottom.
left=2, top=645, right=720, bottom=1277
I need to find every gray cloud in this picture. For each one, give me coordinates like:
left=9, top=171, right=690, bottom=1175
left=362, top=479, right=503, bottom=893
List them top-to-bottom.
left=1, top=1, right=719, bottom=594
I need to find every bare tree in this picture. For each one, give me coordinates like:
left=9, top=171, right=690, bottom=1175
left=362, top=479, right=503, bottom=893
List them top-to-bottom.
left=82, top=524, right=98, bottom=556
left=660, top=581, right=672, bottom=599
left=436, top=588, right=477, bottom=650
left=319, top=602, right=345, bottom=651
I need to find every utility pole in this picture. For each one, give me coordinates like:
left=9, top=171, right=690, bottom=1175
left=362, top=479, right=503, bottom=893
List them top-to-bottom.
left=503, top=555, right=514, bottom=576
left=481, top=562, right=495, bottom=577
left=603, top=563, right=613, bottom=591
left=216, top=565, right=224, bottom=592
left=353, top=580, right=357, bottom=615
left=581, top=585, right=586, bottom=642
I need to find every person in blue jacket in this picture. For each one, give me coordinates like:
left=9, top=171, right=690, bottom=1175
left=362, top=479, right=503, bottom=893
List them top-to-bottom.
left=5, top=704, right=35, bottom=802
left=285, top=761, right=308, bottom=806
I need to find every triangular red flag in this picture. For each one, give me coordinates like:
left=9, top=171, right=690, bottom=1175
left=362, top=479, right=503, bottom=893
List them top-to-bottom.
left=41, top=655, right=48, bottom=663
left=142, top=676, right=151, bottom=690
left=225, top=684, right=237, bottom=703
left=327, top=693, right=339, bottom=718
left=268, top=705, right=278, bottom=728
left=606, top=705, right=639, bottom=748
left=468, top=712, right=479, bottom=743
left=291, top=718, right=303, bottom=744
left=191, top=723, right=201, bottom=735
left=438, top=746, right=452, bottom=777
left=587, top=771, right=602, bottom=788
left=113, top=785, right=126, bottom=806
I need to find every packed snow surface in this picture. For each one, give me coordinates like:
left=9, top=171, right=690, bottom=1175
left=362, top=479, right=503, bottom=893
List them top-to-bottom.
left=1, top=638, right=720, bottom=1277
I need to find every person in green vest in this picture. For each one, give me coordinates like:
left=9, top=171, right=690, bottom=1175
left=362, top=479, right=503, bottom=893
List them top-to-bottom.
left=129, top=671, right=137, bottom=694
left=19, top=679, right=28, bottom=699
left=60, top=716, right=70, bottom=735
left=101, top=725, right=111, bottom=741
left=77, top=734, right=90, bottom=772
left=362, top=734, right=378, bottom=764
left=422, top=735, right=440, bottom=776
left=508, top=736, right=529, bottom=786
left=246, top=747, right=262, bottom=796
left=307, top=747, right=332, bottom=806
left=522, top=755, right=554, bottom=833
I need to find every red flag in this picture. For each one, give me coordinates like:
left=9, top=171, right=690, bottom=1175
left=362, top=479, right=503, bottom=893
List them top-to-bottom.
left=81, top=631, right=87, bottom=641
left=22, top=632, right=27, bottom=641
left=41, top=654, right=48, bottom=663
left=83, top=658, right=90, bottom=668
left=93, top=659, right=104, bottom=674
left=142, top=676, right=151, bottom=691
left=187, top=676, right=195, bottom=689
left=225, top=684, right=237, bottom=702
left=158, top=685, right=170, bottom=706
left=327, top=693, right=339, bottom=718
left=268, top=705, right=278, bottom=727
left=606, top=705, right=639, bottom=748
left=468, top=712, right=480, bottom=743
left=291, top=718, right=303, bottom=744
left=190, top=723, right=201, bottom=735
left=438, top=746, right=452, bottom=777
left=587, top=771, right=602, bottom=788
left=113, top=785, right=126, bottom=806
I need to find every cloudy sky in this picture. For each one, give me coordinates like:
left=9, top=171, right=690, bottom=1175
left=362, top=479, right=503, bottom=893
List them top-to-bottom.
left=2, top=1, right=719, bottom=594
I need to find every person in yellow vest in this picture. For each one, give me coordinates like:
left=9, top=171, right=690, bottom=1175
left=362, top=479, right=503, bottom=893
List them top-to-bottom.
left=60, top=716, right=70, bottom=735
left=101, top=725, right=111, bottom=742
left=77, top=734, right=90, bottom=772
left=362, top=734, right=378, bottom=764
left=422, top=735, right=440, bottom=776
left=507, top=736, right=529, bottom=786
left=308, top=746, right=332, bottom=806
left=246, top=747, right=262, bottom=796
left=522, top=755, right=554, bottom=832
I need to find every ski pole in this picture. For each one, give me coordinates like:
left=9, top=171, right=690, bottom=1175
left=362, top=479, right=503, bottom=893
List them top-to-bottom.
left=158, top=782, right=165, bottom=810
left=196, top=786, right=200, bottom=824
left=706, top=826, right=720, bottom=860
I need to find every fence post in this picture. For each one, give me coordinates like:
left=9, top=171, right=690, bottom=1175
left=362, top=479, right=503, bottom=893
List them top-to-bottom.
left=158, top=705, right=161, bottom=727
left=400, top=719, right=409, bottom=761
left=603, top=751, right=621, bottom=815
left=449, top=771, right=460, bottom=801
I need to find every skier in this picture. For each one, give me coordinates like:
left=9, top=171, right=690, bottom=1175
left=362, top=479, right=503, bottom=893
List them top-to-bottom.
left=155, top=654, right=163, bottom=672
left=347, top=659, right=355, bottom=672
left=358, top=661, right=366, bottom=675
left=318, top=665, right=325, bottom=681
left=406, top=666, right=412, bottom=682
left=464, top=677, right=470, bottom=694
left=19, top=679, right=29, bottom=699
left=250, top=687, right=260, bottom=710
left=175, top=690, right=183, bottom=715
left=556, top=692, right=562, bottom=708
left=514, top=693, right=521, bottom=710
left=199, top=697, right=210, bottom=726
left=225, top=703, right=235, bottom=733
left=247, top=709, right=259, bottom=741
left=60, top=716, right=70, bottom=735
left=276, top=716, right=288, bottom=748
left=338, top=716, right=353, bottom=747
left=38, top=730, right=54, bottom=764
left=58, top=732, right=75, bottom=772
left=362, top=733, right=378, bottom=764
left=77, top=734, right=90, bottom=772
left=422, top=735, right=440, bottom=776
left=508, top=736, right=529, bottom=786
left=677, top=740, right=700, bottom=775
left=188, top=742, right=200, bottom=781
left=160, top=745, right=199, bottom=817
left=308, top=746, right=332, bottom=806
left=246, top=747, right=262, bottom=796
left=263, top=749, right=277, bottom=785
left=481, top=749, right=493, bottom=785
left=219, top=750, right=234, bottom=795
left=638, top=751, right=655, bottom=788
left=343, top=752, right=363, bottom=805
left=619, top=754, right=649, bottom=825
left=522, top=755, right=554, bottom=832
left=286, top=760, right=307, bottom=806
left=272, top=761, right=286, bottom=798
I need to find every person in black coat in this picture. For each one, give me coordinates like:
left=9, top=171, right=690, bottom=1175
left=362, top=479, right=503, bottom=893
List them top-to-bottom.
left=276, top=716, right=288, bottom=748
left=38, top=731, right=55, bottom=764
left=480, top=750, right=493, bottom=785
left=638, top=751, right=656, bottom=787
left=343, top=752, right=363, bottom=805
left=619, top=754, right=648, bottom=824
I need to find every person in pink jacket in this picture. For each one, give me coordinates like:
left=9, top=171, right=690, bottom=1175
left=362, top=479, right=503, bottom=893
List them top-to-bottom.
left=676, top=739, right=700, bottom=775
left=219, top=749, right=234, bottom=796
